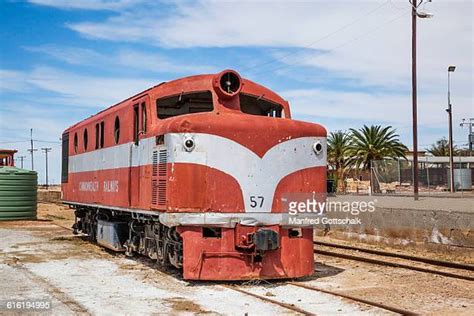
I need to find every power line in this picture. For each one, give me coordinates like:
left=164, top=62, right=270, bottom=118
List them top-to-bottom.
left=242, top=0, right=392, bottom=73
left=251, top=12, right=407, bottom=78
left=0, top=139, right=61, bottom=144
left=0, top=140, right=30, bottom=144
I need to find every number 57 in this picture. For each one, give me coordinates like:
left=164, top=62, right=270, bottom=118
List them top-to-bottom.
left=250, top=196, right=264, bottom=208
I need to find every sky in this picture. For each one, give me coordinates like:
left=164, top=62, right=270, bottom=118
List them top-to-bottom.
left=0, top=0, right=472, bottom=184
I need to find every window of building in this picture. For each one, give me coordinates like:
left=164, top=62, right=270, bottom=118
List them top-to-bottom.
left=156, top=91, right=213, bottom=119
left=239, top=93, right=283, bottom=118
left=114, top=116, right=120, bottom=144
left=83, top=128, right=88, bottom=150
left=73, top=133, right=78, bottom=153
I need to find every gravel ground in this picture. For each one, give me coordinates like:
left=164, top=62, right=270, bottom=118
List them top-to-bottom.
left=0, top=203, right=472, bottom=315
left=0, top=221, right=380, bottom=315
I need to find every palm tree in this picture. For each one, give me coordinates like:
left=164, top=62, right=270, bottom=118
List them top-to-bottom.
left=347, top=125, right=407, bottom=193
left=327, top=131, right=351, bottom=192
left=426, top=137, right=457, bottom=156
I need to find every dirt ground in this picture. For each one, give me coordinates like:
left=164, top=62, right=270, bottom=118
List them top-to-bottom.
left=0, top=203, right=473, bottom=315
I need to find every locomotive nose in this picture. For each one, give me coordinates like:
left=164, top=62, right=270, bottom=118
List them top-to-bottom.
left=161, top=112, right=326, bottom=215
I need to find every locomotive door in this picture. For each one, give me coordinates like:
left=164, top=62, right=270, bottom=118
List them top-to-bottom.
left=129, top=95, right=149, bottom=208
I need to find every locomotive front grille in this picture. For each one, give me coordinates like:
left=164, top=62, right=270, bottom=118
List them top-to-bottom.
left=152, top=148, right=168, bottom=209
left=158, top=150, right=167, bottom=177
left=152, top=151, right=158, bottom=177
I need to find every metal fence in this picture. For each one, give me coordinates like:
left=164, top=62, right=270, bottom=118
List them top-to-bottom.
left=343, top=157, right=473, bottom=195
left=373, top=158, right=472, bottom=195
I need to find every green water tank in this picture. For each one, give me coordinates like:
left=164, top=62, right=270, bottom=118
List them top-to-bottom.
left=0, top=167, right=37, bottom=220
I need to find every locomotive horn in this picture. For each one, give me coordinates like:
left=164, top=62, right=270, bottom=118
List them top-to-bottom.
left=212, top=69, right=242, bottom=99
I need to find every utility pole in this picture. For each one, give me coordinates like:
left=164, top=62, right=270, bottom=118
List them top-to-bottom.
left=409, top=0, right=433, bottom=201
left=411, top=1, right=419, bottom=200
left=447, top=66, right=456, bottom=193
left=28, top=128, right=37, bottom=171
left=41, top=147, right=52, bottom=188
left=18, top=156, right=26, bottom=169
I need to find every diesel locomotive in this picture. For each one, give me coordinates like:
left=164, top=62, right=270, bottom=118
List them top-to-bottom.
left=61, top=70, right=327, bottom=280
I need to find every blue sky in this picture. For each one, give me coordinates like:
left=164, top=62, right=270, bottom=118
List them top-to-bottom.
left=0, top=0, right=472, bottom=184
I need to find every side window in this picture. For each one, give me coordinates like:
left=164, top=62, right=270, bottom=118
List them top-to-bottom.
left=156, top=91, right=213, bottom=119
left=239, top=93, right=283, bottom=118
left=141, top=103, right=147, bottom=134
left=133, top=105, right=139, bottom=145
left=114, top=116, right=120, bottom=144
left=100, top=121, right=105, bottom=148
left=95, top=122, right=105, bottom=149
left=95, top=123, right=100, bottom=149
left=83, top=129, right=88, bottom=151
left=73, top=133, right=78, bottom=153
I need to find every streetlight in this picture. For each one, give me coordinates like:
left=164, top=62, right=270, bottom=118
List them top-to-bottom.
left=409, top=0, right=433, bottom=201
left=447, top=65, right=456, bottom=193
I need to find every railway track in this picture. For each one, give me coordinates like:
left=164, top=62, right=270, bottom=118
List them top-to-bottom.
left=314, top=241, right=474, bottom=282
left=288, top=282, right=418, bottom=315
left=225, top=283, right=419, bottom=315
left=223, top=285, right=313, bottom=315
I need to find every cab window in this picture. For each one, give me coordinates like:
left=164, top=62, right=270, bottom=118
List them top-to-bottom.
left=156, top=91, right=213, bottom=119
left=239, top=93, right=283, bottom=118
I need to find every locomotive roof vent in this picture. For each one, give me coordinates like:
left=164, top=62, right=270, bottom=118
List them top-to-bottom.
left=213, top=69, right=242, bottom=99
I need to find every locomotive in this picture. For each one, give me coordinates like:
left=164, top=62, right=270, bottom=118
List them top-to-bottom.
left=61, top=70, right=327, bottom=280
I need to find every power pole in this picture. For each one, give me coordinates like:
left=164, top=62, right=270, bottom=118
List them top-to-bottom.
left=409, top=0, right=433, bottom=200
left=411, top=0, right=419, bottom=201
left=447, top=66, right=456, bottom=193
left=28, top=128, right=37, bottom=170
left=41, top=147, right=52, bottom=188
left=18, top=156, right=26, bottom=169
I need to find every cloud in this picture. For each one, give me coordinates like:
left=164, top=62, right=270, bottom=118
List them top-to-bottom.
left=27, top=0, right=144, bottom=11
left=62, top=1, right=472, bottom=102
left=66, top=1, right=390, bottom=47
left=266, top=1, right=473, bottom=92
left=24, top=45, right=217, bottom=74
left=24, top=45, right=104, bottom=65
left=1, top=66, right=160, bottom=108
left=0, top=69, right=31, bottom=92
left=285, top=88, right=472, bottom=126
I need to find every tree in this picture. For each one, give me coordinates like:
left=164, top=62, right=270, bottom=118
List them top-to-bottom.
left=347, top=125, right=407, bottom=193
left=327, top=131, right=351, bottom=192
left=426, top=137, right=457, bottom=156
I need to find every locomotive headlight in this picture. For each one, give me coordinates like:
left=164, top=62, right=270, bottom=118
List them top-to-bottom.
left=212, top=69, right=242, bottom=99
left=183, top=136, right=195, bottom=152
left=313, top=141, right=323, bottom=155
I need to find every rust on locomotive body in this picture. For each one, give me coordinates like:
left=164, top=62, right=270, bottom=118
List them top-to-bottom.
left=61, top=69, right=327, bottom=280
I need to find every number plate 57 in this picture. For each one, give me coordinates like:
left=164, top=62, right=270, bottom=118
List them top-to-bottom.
left=250, top=196, right=264, bottom=208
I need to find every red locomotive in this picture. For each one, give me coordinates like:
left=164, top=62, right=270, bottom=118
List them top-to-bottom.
left=61, top=70, right=326, bottom=280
